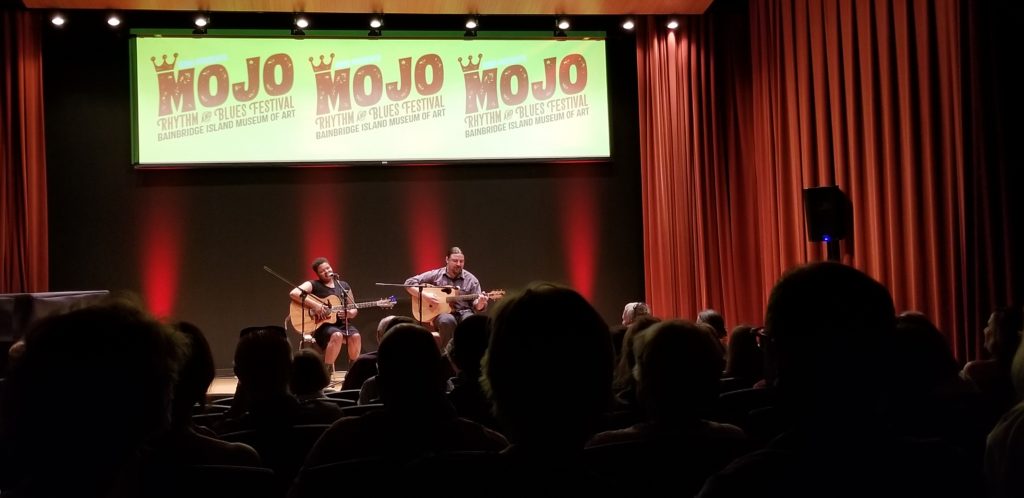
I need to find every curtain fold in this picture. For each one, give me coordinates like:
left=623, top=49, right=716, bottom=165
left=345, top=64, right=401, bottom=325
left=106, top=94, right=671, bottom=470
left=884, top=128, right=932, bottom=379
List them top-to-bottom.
left=637, top=0, right=1017, bottom=360
left=1, top=7, right=48, bottom=293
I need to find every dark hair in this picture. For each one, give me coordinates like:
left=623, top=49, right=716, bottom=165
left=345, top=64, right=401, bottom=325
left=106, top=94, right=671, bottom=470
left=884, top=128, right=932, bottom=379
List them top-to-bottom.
left=447, top=247, right=464, bottom=258
left=311, top=257, right=329, bottom=272
left=765, top=262, right=895, bottom=406
left=483, top=283, right=613, bottom=445
left=1, top=300, right=185, bottom=495
left=992, top=306, right=1024, bottom=365
left=697, top=309, right=727, bottom=339
left=450, top=314, right=491, bottom=373
left=612, top=314, right=661, bottom=393
left=376, top=315, right=418, bottom=342
left=636, top=320, right=725, bottom=420
left=172, top=321, right=216, bottom=424
left=377, top=323, right=447, bottom=405
left=239, top=325, right=288, bottom=339
left=724, top=325, right=764, bottom=381
left=234, top=326, right=293, bottom=389
left=290, top=349, right=330, bottom=396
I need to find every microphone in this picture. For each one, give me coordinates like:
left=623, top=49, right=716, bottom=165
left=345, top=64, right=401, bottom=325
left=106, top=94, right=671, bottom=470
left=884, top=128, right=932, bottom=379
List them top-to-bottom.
left=330, top=272, right=341, bottom=279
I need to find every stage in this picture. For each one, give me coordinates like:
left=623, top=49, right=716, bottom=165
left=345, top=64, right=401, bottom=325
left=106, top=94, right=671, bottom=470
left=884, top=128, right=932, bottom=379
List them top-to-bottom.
left=207, top=370, right=348, bottom=397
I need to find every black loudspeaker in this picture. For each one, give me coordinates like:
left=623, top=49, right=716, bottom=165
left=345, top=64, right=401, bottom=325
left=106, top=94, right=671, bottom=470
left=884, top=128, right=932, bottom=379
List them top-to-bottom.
left=802, top=186, right=851, bottom=242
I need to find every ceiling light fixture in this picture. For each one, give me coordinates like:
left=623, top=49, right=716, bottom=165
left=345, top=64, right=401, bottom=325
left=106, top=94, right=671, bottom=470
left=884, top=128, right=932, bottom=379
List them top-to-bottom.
left=193, top=14, right=208, bottom=35
left=292, top=16, right=308, bottom=36
left=368, top=16, right=383, bottom=37
left=554, top=17, right=569, bottom=37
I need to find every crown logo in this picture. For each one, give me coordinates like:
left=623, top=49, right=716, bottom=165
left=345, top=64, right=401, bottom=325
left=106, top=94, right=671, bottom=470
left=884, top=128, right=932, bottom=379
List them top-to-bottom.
left=150, top=53, right=179, bottom=73
left=309, top=53, right=335, bottom=73
left=458, top=54, right=482, bottom=72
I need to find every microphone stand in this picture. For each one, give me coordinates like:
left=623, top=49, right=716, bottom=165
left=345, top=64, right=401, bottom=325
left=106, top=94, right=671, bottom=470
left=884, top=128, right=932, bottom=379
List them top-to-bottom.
left=264, top=265, right=318, bottom=348
left=333, top=274, right=353, bottom=350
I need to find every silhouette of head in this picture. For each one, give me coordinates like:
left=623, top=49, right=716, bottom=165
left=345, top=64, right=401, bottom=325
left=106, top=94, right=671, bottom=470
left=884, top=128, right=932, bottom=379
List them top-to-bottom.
left=764, top=262, right=895, bottom=412
left=483, top=283, right=613, bottom=446
left=0, top=299, right=185, bottom=496
left=622, top=301, right=651, bottom=326
left=697, top=309, right=727, bottom=340
left=376, top=314, right=417, bottom=343
left=450, top=314, right=491, bottom=374
left=635, top=320, right=725, bottom=421
left=172, top=321, right=216, bottom=425
left=376, top=323, right=447, bottom=408
left=725, top=325, right=764, bottom=380
left=234, top=326, right=293, bottom=395
left=290, top=349, right=330, bottom=397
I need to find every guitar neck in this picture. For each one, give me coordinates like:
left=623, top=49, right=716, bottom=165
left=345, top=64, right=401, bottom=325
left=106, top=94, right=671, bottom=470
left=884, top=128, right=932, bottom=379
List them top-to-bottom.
left=446, top=293, right=480, bottom=303
left=332, top=301, right=381, bottom=311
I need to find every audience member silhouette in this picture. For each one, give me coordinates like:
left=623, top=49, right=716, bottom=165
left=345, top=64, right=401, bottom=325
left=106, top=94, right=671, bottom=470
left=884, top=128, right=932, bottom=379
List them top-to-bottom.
left=699, top=262, right=981, bottom=498
left=482, top=283, right=615, bottom=493
left=0, top=299, right=185, bottom=498
left=621, top=301, right=651, bottom=327
left=985, top=305, right=1024, bottom=498
left=963, top=306, right=1023, bottom=426
left=697, top=308, right=728, bottom=355
left=887, top=312, right=987, bottom=457
left=447, top=314, right=497, bottom=429
left=611, top=314, right=661, bottom=409
left=341, top=315, right=416, bottom=391
left=589, top=320, right=746, bottom=496
left=147, top=321, right=261, bottom=467
left=298, top=323, right=507, bottom=466
left=722, top=325, right=765, bottom=391
left=215, top=326, right=343, bottom=434
left=291, top=349, right=332, bottom=402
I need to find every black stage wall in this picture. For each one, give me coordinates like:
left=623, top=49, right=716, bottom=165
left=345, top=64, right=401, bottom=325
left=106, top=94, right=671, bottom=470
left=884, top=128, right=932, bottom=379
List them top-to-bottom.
left=42, top=14, right=645, bottom=367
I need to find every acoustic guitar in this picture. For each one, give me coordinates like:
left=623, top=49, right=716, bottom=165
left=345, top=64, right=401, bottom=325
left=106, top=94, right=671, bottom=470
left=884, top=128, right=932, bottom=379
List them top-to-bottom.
left=410, top=287, right=506, bottom=323
left=289, top=294, right=397, bottom=334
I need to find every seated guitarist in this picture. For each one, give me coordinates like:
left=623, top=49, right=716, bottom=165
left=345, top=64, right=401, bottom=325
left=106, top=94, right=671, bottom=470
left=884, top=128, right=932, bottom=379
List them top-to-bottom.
left=404, top=246, right=488, bottom=351
left=289, top=257, right=361, bottom=369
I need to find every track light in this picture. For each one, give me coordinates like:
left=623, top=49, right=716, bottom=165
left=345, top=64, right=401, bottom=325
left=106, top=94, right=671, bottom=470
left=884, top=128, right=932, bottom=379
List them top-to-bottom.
left=51, top=13, right=65, bottom=27
left=107, top=14, right=121, bottom=27
left=192, top=14, right=208, bottom=35
left=292, top=16, right=308, bottom=36
left=368, top=16, right=382, bottom=37
left=464, top=17, right=478, bottom=37
left=554, top=17, right=569, bottom=37
left=622, top=18, right=635, bottom=31
left=667, top=19, right=679, bottom=29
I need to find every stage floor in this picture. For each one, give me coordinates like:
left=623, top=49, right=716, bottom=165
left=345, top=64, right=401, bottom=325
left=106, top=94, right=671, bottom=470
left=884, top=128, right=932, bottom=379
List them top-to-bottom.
left=207, top=371, right=348, bottom=396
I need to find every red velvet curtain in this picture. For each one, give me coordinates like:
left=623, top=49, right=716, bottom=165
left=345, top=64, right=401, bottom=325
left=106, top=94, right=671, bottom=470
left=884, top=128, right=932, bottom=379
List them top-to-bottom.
left=637, top=0, right=1018, bottom=361
left=0, top=7, right=47, bottom=293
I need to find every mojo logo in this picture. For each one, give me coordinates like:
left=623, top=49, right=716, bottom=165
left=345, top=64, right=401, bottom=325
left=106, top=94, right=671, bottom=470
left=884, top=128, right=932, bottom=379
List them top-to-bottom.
left=152, top=52, right=294, bottom=116
left=310, top=53, right=443, bottom=115
left=461, top=53, right=587, bottom=114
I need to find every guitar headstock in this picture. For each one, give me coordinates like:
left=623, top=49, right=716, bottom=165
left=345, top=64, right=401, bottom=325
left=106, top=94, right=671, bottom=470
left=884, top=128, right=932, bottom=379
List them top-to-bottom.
left=486, top=289, right=506, bottom=300
left=378, top=295, right=398, bottom=309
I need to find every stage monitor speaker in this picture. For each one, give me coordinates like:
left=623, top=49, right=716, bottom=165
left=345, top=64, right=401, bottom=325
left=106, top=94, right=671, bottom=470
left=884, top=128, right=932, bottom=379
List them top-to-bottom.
left=802, top=186, right=851, bottom=242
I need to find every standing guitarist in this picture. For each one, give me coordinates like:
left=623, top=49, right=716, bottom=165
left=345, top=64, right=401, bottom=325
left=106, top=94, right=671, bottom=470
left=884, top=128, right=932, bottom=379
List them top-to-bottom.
left=405, top=247, right=488, bottom=351
left=289, top=257, right=361, bottom=369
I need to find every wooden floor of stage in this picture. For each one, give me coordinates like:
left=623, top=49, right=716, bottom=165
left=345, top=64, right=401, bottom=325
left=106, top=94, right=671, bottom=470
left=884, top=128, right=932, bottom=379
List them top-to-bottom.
left=207, top=370, right=348, bottom=396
